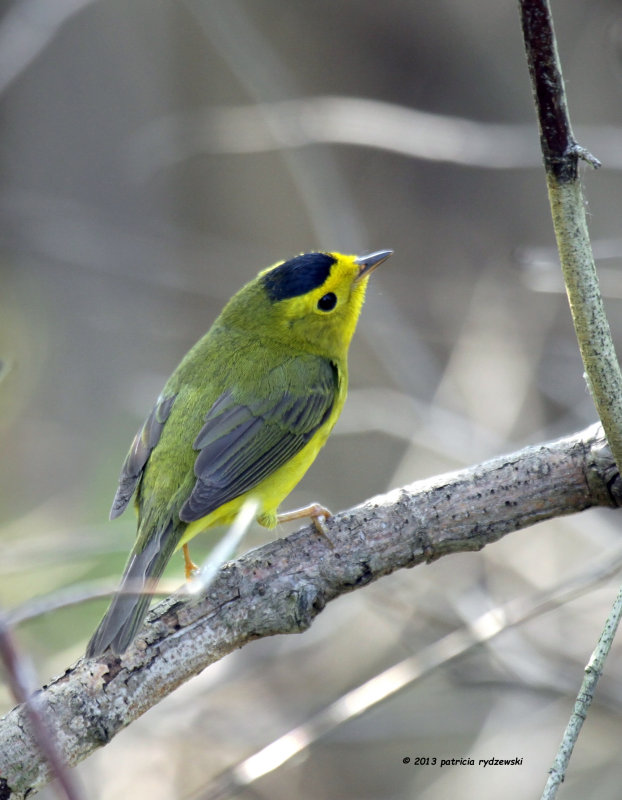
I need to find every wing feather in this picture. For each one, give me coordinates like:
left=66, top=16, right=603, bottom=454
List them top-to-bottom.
left=179, top=359, right=337, bottom=522
left=109, top=393, right=176, bottom=519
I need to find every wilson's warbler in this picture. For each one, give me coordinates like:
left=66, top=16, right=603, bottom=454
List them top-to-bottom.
left=86, top=249, right=392, bottom=657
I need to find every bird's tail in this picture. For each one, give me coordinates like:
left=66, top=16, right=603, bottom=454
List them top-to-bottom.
left=86, top=519, right=180, bottom=658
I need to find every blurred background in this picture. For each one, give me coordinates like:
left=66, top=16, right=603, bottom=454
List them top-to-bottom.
left=2, top=0, right=622, bottom=797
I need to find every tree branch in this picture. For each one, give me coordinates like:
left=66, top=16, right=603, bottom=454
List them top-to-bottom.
left=519, top=0, right=622, bottom=477
left=519, top=2, right=622, bottom=795
left=0, top=422, right=620, bottom=798
left=541, top=580, right=622, bottom=799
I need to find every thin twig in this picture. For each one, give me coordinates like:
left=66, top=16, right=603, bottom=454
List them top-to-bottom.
left=519, top=0, right=622, bottom=470
left=519, top=1, right=622, bottom=795
left=6, top=579, right=176, bottom=627
left=541, top=583, right=622, bottom=798
left=0, top=613, right=84, bottom=800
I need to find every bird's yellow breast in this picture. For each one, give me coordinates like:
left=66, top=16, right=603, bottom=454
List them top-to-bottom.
left=176, top=376, right=345, bottom=549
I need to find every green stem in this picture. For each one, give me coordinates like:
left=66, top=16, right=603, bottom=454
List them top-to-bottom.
left=519, top=0, right=622, bottom=475
left=519, top=1, right=622, bottom=796
left=547, top=178, right=622, bottom=469
left=541, top=583, right=622, bottom=798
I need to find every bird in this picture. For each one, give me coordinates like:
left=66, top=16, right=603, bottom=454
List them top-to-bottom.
left=86, top=248, right=392, bottom=657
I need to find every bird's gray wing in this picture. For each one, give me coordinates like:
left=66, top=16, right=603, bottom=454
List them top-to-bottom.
left=179, top=359, right=337, bottom=522
left=109, top=393, right=177, bottom=519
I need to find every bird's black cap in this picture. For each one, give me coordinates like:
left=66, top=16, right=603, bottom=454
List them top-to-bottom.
left=262, top=252, right=336, bottom=302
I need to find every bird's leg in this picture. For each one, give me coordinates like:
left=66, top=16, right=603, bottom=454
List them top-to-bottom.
left=276, top=503, right=333, bottom=546
left=183, top=543, right=199, bottom=580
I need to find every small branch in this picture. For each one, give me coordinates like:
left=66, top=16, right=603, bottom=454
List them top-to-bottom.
left=519, top=0, right=622, bottom=475
left=520, top=0, right=589, bottom=181
left=519, top=2, right=622, bottom=795
left=0, top=423, right=619, bottom=799
left=541, top=582, right=622, bottom=799
left=0, top=617, right=83, bottom=800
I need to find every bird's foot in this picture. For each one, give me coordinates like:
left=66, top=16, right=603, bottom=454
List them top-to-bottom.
left=276, top=503, right=334, bottom=547
left=183, top=543, right=199, bottom=580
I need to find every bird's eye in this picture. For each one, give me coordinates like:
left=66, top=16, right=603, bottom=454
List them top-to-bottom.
left=317, top=292, right=337, bottom=312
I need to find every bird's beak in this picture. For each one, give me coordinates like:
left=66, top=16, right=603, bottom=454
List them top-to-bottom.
left=354, top=249, right=393, bottom=281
